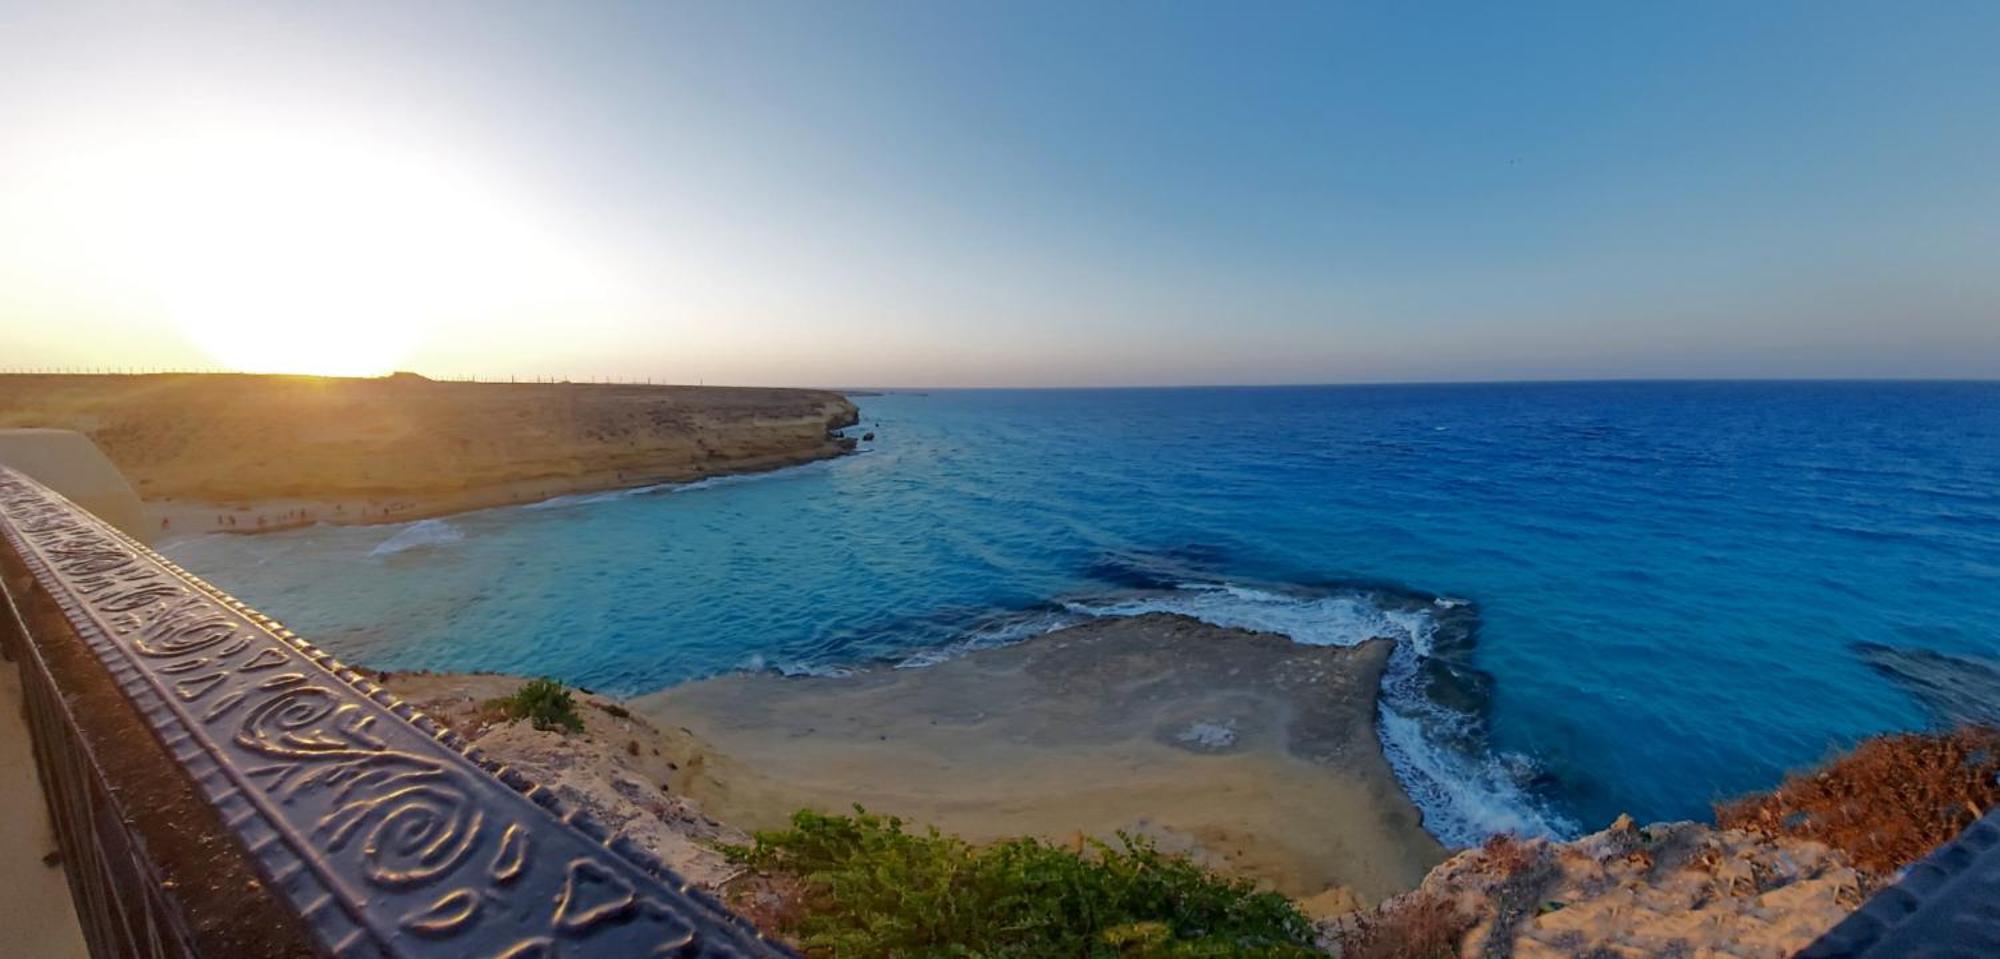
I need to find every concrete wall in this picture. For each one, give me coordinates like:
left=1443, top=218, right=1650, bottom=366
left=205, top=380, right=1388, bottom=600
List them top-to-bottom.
left=0, top=430, right=149, bottom=545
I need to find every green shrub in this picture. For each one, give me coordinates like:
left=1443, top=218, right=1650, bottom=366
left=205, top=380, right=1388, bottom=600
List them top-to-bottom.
left=491, top=677, right=584, bottom=733
left=725, top=807, right=1321, bottom=958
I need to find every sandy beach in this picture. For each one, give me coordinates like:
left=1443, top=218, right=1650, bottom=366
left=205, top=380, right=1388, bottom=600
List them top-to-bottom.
left=0, top=373, right=859, bottom=535
left=143, top=448, right=849, bottom=534
left=637, top=612, right=1447, bottom=909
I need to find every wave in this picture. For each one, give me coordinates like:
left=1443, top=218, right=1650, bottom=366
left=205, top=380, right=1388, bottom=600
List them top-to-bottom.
left=521, top=459, right=843, bottom=513
left=521, top=481, right=680, bottom=511
left=369, top=519, right=465, bottom=557
left=1062, top=581, right=1573, bottom=846
left=893, top=609, right=1085, bottom=669
left=1853, top=642, right=2000, bottom=728
left=741, top=653, right=856, bottom=679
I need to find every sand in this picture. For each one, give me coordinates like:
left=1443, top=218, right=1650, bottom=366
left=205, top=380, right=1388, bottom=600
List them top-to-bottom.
left=0, top=373, right=859, bottom=534
left=637, top=613, right=1447, bottom=908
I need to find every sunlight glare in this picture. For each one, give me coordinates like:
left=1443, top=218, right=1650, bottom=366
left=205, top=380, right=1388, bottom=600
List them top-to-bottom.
left=48, top=114, right=609, bottom=376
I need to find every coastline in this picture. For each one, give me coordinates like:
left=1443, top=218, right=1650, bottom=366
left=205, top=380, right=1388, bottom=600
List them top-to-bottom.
left=0, top=373, right=861, bottom=537
left=147, top=443, right=858, bottom=535
left=377, top=613, right=1449, bottom=913
left=366, top=625, right=1906, bottom=953
left=372, top=650, right=1887, bottom=955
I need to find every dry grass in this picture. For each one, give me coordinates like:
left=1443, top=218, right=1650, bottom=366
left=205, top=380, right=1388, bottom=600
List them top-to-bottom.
left=1716, top=725, right=2000, bottom=875
left=1477, top=833, right=1536, bottom=876
left=726, top=871, right=811, bottom=946
left=1334, top=893, right=1472, bottom=959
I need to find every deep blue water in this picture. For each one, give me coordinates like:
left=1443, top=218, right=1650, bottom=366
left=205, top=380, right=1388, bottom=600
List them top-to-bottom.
left=168, top=382, right=2000, bottom=845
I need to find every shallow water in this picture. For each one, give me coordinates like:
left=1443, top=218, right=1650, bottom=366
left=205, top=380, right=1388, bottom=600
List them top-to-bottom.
left=168, top=382, right=2000, bottom=844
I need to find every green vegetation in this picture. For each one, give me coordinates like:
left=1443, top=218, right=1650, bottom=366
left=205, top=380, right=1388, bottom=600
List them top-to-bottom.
left=491, top=677, right=584, bottom=733
left=725, top=808, right=1320, bottom=958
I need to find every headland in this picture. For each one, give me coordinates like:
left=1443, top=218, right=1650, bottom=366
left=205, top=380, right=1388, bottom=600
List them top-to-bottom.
left=0, top=373, right=859, bottom=534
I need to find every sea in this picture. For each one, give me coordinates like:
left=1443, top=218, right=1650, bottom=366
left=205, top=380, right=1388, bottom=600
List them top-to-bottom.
left=166, top=382, right=2000, bottom=847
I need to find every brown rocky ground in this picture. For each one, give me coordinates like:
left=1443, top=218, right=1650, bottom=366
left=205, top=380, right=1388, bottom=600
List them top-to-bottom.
left=381, top=671, right=753, bottom=888
left=1328, top=817, right=1870, bottom=959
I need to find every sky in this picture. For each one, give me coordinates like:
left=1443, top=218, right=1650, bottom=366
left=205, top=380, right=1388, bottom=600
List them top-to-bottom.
left=2, top=1, right=1997, bottom=387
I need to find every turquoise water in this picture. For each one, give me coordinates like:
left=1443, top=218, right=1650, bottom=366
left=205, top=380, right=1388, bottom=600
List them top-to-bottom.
left=167, top=382, right=2000, bottom=846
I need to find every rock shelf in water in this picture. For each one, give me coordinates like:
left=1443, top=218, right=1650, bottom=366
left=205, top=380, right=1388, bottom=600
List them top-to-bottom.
left=637, top=611, right=1449, bottom=907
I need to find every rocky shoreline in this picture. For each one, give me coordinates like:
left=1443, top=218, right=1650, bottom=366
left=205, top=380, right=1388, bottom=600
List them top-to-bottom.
left=372, top=611, right=1911, bottom=955
left=637, top=612, right=1448, bottom=908
left=389, top=613, right=1450, bottom=910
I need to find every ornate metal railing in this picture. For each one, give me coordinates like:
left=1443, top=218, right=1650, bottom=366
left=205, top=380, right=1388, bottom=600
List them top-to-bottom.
left=0, top=467, right=793, bottom=958
left=1800, top=807, right=2000, bottom=957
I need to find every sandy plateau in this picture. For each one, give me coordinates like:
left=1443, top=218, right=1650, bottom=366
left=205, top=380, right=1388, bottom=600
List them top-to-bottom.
left=0, top=373, right=858, bottom=534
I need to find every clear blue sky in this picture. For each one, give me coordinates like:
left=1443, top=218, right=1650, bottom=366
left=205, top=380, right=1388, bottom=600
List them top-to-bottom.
left=3, top=1, right=1997, bottom=385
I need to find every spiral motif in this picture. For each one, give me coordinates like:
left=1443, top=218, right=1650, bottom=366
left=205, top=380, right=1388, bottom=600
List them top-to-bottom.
left=14, top=504, right=80, bottom=534
left=53, top=546, right=135, bottom=577
left=96, top=582, right=184, bottom=613
left=134, top=611, right=240, bottom=658
left=234, top=686, right=343, bottom=757
left=323, top=782, right=485, bottom=890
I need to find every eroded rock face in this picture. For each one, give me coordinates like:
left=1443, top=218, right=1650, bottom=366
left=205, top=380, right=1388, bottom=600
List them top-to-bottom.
left=384, top=672, right=750, bottom=890
left=470, top=721, right=747, bottom=889
left=1333, top=815, right=1870, bottom=959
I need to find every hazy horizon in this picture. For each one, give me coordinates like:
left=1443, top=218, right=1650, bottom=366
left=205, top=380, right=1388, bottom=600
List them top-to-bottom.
left=4, top=1, right=1998, bottom=387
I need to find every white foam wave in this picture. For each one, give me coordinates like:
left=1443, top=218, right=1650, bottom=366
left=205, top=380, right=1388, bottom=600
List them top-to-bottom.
left=670, top=458, right=837, bottom=494
left=521, top=460, right=837, bottom=513
left=522, top=482, right=677, bottom=511
left=368, top=519, right=465, bottom=557
left=1063, top=582, right=1574, bottom=845
left=1063, top=587, right=1429, bottom=652
left=893, top=610, right=1083, bottom=669
left=741, top=653, right=854, bottom=678
left=1378, top=709, right=1566, bottom=842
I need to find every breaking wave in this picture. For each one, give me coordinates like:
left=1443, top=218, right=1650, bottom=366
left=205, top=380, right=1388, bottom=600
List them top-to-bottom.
left=521, top=459, right=841, bottom=512
left=369, top=519, right=465, bottom=557
left=1048, top=581, right=1574, bottom=845
left=892, top=609, right=1085, bottom=669
left=741, top=653, right=856, bottom=679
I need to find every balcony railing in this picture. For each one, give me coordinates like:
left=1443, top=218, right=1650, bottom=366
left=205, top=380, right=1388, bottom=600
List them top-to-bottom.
left=0, top=466, right=793, bottom=958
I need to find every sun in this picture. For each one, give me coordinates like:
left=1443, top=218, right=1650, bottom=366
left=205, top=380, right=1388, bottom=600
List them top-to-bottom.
left=85, top=116, right=605, bottom=377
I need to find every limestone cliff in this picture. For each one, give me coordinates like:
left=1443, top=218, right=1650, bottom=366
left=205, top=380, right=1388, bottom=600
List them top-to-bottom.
left=0, top=373, right=858, bottom=523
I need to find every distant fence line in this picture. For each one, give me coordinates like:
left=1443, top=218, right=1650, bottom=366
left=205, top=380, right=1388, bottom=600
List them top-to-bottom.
left=0, top=368, right=704, bottom=386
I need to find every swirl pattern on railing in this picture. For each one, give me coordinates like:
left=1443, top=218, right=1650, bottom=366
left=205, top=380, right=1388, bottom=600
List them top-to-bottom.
left=0, top=468, right=791, bottom=959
